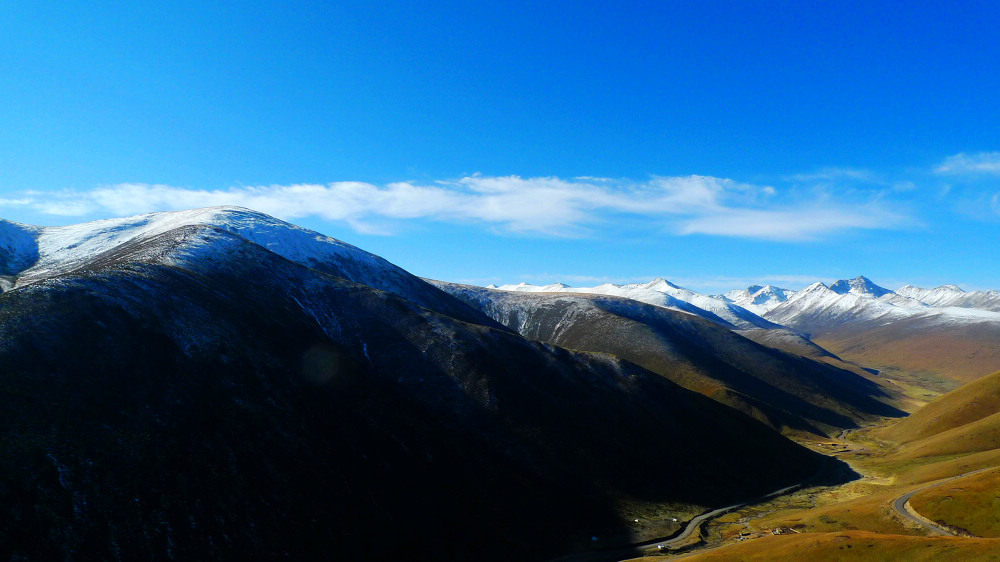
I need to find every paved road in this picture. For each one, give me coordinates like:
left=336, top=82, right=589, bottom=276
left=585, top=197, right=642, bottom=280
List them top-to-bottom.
left=891, top=466, right=997, bottom=536
left=548, top=470, right=819, bottom=562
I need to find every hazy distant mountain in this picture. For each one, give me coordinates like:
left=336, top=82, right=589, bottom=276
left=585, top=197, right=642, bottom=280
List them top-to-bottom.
left=0, top=209, right=827, bottom=561
left=495, top=278, right=780, bottom=330
left=431, top=281, right=904, bottom=436
left=897, top=284, right=1000, bottom=312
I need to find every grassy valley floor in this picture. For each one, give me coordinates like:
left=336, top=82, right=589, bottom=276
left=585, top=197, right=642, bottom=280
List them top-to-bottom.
left=616, top=416, right=1000, bottom=561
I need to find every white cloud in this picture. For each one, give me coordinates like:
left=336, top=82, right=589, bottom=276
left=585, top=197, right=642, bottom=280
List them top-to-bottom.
left=935, top=152, right=1000, bottom=175
left=785, top=167, right=880, bottom=183
left=4, top=174, right=905, bottom=241
left=0, top=198, right=33, bottom=207
left=678, top=205, right=906, bottom=241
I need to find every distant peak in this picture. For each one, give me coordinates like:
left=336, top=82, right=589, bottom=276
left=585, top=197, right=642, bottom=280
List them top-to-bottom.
left=829, top=276, right=891, bottom=297
left=645, top=277, right=679, bottom=290
left=485, top=284, right=498, bottom=289
left=746, top=284, right=764, bottom=294
left=937, top=284, right=965, bottom=293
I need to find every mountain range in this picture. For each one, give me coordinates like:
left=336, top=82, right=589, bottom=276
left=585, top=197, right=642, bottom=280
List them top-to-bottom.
left=1, top=206, right=997, bottom=560
left=0, top=208, right=833, bottom=561
left=497, top=275, right=1000, bottom=388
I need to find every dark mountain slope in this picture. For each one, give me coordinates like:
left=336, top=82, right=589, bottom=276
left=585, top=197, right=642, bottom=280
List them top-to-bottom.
left=0, top=207, right=502, bottom=330
left=0, top=225, right=824, bottom=561
left=431, top=282, right=904, bottom=436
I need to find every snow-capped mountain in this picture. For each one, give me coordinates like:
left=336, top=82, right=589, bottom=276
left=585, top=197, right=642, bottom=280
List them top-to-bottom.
left=0, top=207, right=498, bottom=328
left=0, top=207, right=826, bottom=560
left=760, top=276, right=1000, bottom=382
left=764, top=276, right=1000, bottom=335
left=828, top=276, right=893, bottom=298
left=494, top=278, right=780, bottom=330
left=764, top=279, right=910, bottom=333
left=431, top=280, right=903, bottom=434
left=897, top=284, right=1000, bottom=312
left=720, top=285, right=796, bottom=315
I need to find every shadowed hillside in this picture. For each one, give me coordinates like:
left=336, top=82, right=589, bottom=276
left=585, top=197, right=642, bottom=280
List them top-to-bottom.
left=0, top=222, right=827, bottom=561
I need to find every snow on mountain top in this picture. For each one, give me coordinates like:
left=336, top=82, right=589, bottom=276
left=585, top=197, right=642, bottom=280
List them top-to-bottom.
left=4, top=206, right=503, bottom=327
left=7, top=207, right=397, bottom=293
left=0, top=219, right=42, bottom=278
left=828, top=276, right=892, bottom=298
left=495, top=278, right=778, bottom=330
left=638, top=278, right=681, bottom=291
left=895, top=283, right=1000, bottom=311
left=720, top=284, right=797, bottom=315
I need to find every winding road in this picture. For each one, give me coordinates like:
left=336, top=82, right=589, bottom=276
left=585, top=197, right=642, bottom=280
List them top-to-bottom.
left=548, top=464, right=827, bottom=562
left=891, top=466, right=997, bottom=536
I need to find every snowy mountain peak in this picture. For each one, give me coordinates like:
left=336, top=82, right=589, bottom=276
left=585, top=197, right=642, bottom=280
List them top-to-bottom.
left=0, top=219, right=42, bottom=277
left=828, top=276, right=892, bottom=298
left=494, top=277, right=777, bottom=330
left=643, top=277, right=681, bottom=291
left=800, top=281, right=831, bottom=294
left=720, top=284, right=796, bottom=315
left=750, top=285, right=792, bottom=304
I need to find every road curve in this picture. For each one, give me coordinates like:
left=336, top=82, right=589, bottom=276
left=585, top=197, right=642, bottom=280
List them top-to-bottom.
left=548, top=466, right=822, bottom=562
left=891, top=466, right=997, bottom=536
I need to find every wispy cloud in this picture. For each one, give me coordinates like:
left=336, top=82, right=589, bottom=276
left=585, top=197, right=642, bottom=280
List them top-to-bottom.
left=935, top=151, right=1000, bottom=175
left=785, top=167, right=880, bottom=183
left=0, top=174, right=906, bottom=241
left=678, top=205, right=906, bottom=241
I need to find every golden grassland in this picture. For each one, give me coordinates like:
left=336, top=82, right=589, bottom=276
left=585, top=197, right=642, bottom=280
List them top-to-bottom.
left=814, top=327, right=1000, bottom=385
left=624, top=369, right=1000, bottom=561
left=873, top=370, right=1000, bottom=443
left=893, top=410, right=1000, bottom=460
left=909, top=468, right=1000, bottom=538
left=633, top=531, right=1000, bottom=561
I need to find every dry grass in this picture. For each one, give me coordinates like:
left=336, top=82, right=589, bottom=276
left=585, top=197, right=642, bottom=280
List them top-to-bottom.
left=815, top=323, right=1000, bottom=385
left=873, top=370, right=1000, bottom=444
left=894, top=410, right=1000, bottom=459
left=898, top=448, right=1000, bottom=486
left=909, top=468, right=1000, bottom=538
left=634, top=531, right=1000, bottom=561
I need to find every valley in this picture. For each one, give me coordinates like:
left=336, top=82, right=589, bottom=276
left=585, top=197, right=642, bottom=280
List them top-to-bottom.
left=621, top=372, right=1000, bottom=561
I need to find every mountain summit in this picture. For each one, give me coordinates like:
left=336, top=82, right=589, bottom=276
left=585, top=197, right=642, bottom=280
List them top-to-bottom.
left=828, top=275, right=892, bottom=298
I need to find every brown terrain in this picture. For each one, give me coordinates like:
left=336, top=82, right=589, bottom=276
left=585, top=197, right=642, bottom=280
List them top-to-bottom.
left=623, top=371, right=1000, bottom=561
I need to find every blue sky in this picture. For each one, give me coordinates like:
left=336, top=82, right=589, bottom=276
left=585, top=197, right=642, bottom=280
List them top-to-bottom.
left=2, top=1, right=999, bottom=293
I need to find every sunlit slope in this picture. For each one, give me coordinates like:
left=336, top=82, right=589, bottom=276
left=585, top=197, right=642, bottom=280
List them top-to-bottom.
left=765, top=277, right=1000, bottom=385
left=815, top=323, right=1000, bottom=385
left=874, top=370, right=1000, bottom=444
left=909, top=467, right=1000, bottom=537
left=643, top=531, right=1000, bottom=561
